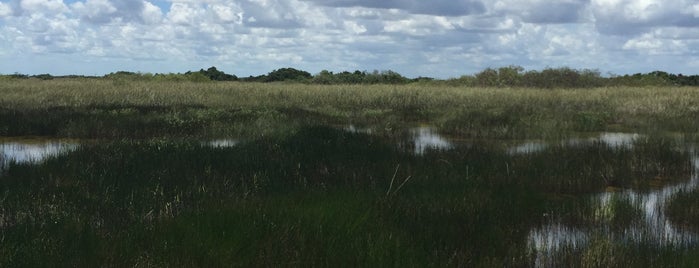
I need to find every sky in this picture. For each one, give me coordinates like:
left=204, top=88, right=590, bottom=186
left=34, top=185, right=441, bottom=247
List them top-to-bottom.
left=0, top=0, right=697, bottom=78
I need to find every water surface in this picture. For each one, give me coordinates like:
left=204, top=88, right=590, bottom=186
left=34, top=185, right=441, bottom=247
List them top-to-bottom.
left=0, top=138, right=79, bottom=172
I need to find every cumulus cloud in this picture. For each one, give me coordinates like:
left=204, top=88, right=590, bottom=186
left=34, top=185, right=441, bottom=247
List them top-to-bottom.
left=0, top=0, right=697, bottom=77
left=19, top=0, right=69, bottom=13
left=71, top=0, right=157, bottom=24
left=239, top=0, right=304, bottom=28
left=304, top=0, right=486, bottom=16
left=491, top=0, right=590, bottom=24
left=592, top=0, right=699, bottom=35
left=141, top=1, right=163, bottom=24
left=0, top=2, right=12, bottom=17
left=166, top=2, right=205, bottom=26
left=210, top=3, right=243, bottom=24
left=383, top=15, right=455, bottom=36
left=622, top=31, right=694, bottom=57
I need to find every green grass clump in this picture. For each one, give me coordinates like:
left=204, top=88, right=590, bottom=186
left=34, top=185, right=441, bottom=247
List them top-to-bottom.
left=0, top=126, right=557, bottom=266
left=3, top=126, right=697, bottom=266
left=511, top=137, right=693, bottom=194
left=666, top=189, right=699, bottom=231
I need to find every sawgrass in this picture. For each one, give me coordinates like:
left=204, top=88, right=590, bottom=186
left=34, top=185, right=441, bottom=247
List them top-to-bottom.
left=1, top=78, right=699, bottom=138
left=2, top=78, right=699, bottom=266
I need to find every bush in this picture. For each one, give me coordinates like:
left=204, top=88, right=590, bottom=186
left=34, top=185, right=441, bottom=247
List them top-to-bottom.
left=197, top=67, right=237, bottom=81
left=265, top=68, right=312, bottom=82
left=475, top=68, right=499, bottom=87
left=312, top=70, right=336, bottom=84
left=104, top=71, right=153, bottom=81
left=33, top=74, right=54, bottom=80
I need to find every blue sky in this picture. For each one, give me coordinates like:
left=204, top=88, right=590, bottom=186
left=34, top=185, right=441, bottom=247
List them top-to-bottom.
left=0, top=0, right=697, bottom=78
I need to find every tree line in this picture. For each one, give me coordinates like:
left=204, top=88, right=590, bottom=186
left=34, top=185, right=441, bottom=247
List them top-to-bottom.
left=3, top=66, right=699, bottom=88
left=458, top=66, right=699, bottom=88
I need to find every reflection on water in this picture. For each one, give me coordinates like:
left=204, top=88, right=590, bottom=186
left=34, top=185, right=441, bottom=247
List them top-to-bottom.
left=343, top=125, right=454, bottom=155
left=344, top=125, right=372, bottom=134
left=410, top=127, right=453, bottom=155
left=510, top=132, right=641, bottom=155
left=566, top=132, right=640, bottom=149
left=598, top=132, right=640, bottom=148
left=0, top=139, right=79, bottom=172
left=206, top=139, right=239, bottom=148
left=508, top=141, right=548, bottom=155
left=528, top=149, right=699, bottom=266
left=528, top=222, right=589, bottom=252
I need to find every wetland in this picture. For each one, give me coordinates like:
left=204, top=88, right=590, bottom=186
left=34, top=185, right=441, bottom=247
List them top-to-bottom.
left=2, top=79, right=699, bottom=266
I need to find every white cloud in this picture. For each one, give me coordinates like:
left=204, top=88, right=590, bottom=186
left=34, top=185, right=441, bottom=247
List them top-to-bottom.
left=0, top=0, right=697, bottom=77
left=19, top=0, right=69, bottom=14
left=71, top=0, right=160, bottom=24
left=72, top=0, right=117, bottom=23
left=238, top=0, right=304, bottom=28
left=302, top=0, right=486, bottom=16
left=491, top=0, right=590, bottom=24
left=592, top=0, right=699, bottom=35
left=142, top=1, right=163, bottom=25
left=0, top=2, right=13, bottom=17
left=167, top=2, right=205, bottom=26
left=211, top=3, right=243, bottom=24
left=383, top=15, right=454, bottom=36
left=344, top=21, right=366, bottom=34
left=623, top=32, right=690, bottom=55
left=623, top=36, right=663, bottom=50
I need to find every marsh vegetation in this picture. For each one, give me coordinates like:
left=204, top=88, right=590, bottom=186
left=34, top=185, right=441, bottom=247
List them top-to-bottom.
left=1, top=77, right=699, bottom=266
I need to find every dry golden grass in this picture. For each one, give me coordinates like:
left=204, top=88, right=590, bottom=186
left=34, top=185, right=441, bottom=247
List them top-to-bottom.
left=1, top=78, right=698, bottom=137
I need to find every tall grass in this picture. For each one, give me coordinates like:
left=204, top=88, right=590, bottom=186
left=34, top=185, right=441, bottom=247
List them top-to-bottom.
left=2, top=78, right=699, bottom=266
left=1, top=79, right=699, bottom=138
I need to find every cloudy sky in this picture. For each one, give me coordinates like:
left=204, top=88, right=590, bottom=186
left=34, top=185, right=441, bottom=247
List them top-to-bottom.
left=0, top=0, right=697, bottom=78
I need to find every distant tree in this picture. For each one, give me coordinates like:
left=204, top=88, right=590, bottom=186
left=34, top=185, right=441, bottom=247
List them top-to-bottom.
left=497, top=65, right=524, bottom=86
left=198, top=66, right=237, bottom=81
left=515, top=67, right=605, bottom=88
left=265, top=68, right=312, bottom=82
left=475, top=68, right=498, bottom=86
left=578, top=69, right=605, bottom=87
left=312, top=70, right=336, bottom=84
left=361, top=70, right=408, bottom=84
left=362, top=70, right=382, bottom=84
left=380, top=70, right=409, bottom=84
left=104, top=71, right=151, bottom=81
left=183, top=71, right=212, bottom=82
left=335, top=71, right=365, bottom=84
left=607, top=72, right=672, bottom=87
left=9, top=73, right=29, bottom=79
left=673, top=73, right=699, bottom=86
left=32, top=74, right=54, bottom=80
left=445, top=75, right=476, bottom=86
left=412, top=76, right=435, bottom=83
